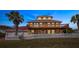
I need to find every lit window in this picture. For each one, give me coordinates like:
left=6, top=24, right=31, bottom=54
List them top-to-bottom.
left=38, top=17, right=41, bottom=20
left=43, top=17, right=46, bottom=20
left=48, top=17, right=51, bottom=20
left=29, top=23, right=33, bottom=27
left=30, top=23, right=32, bottom=24
left=34, top=23, right=38, bottom=27
left=34, top=23, right=35, bottom=25
left=37, top=23, right=38, bottom=24
left=40, top=23, right=42, bottom=24
left=48, top=23, right=50, bottom=24
left=52, top=23, right=54, bottom=24
left=52, top=23, right=54, bottom=27
left=56, top=23, right=59, bottom=24
left=56, top=25, right=59, bottom=27
left=31, top=30, right=34, bottom=33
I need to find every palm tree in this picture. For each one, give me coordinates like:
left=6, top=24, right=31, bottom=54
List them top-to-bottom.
left=6, top=11, right=24, bottom=35
left=71, top=14, right=79, bottom=30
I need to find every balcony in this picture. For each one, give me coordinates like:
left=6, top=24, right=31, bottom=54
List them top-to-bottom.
left=29, top=24, right=69, bottom=28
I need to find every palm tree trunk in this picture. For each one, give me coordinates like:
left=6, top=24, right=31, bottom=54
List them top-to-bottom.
left=77, top=21, right=79, bottom=30
left=15, top=24, right=18, bottom=36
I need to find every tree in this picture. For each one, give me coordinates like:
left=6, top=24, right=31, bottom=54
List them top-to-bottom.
left=6, top=11, right=24, bottom=35
left=71, top=14, right=79, bottom=30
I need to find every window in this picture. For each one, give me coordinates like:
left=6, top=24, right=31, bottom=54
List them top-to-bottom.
left=38, top=17, right=41, bottom=20
left=43, top=17, right=46, bottom=20
left=48, top=17, right=51, bottom=20
left=48, top=22, right=50, bottom=24
left=29, top=23, right=33, bottom=27
left=30, top=23, right=32, bottom=24
left=34, top=23, right=39, bottom=27
left=40, top=23, right=42, bottom=24
left=48, top=23, right=51, bottom=27
left=52, top=23, right=54, bottom=24
left=52, top=23, right=55, bottom=27
left=56, top=23, right=59, bottom=24
left=56, top=23, right=60, bottom=27
left=52, top=24, right=55, bottom=27
left=31, top=30, right=34, bottom=33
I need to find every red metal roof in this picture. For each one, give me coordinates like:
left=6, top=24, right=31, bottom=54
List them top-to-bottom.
left=6, top=26, right=28, bottom=32
left=18, top=26, right=28, bottom=30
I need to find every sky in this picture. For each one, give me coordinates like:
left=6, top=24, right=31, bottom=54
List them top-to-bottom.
left=0, top=10, right=79, bottom=29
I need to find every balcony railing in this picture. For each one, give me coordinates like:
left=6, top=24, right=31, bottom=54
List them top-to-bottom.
left=29, top=24, right=69, bottom=28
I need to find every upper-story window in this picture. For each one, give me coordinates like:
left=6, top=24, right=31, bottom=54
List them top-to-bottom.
left=38, top=17, right=41, bottom=20
left=43, top=17, right=46, bottom=20
left=48, top=17, right=51, bottom=20
left=52, top=22, right=54, bottom=24
left=56, top=22, right=59, bottom=24
left=56, top=22, right=60, bottom=27
left=29, top=23, right=33, bottom=27
left=30, top=23, right=32, bottom=24
left=34, top=23, right=39, bottom=27
left=34, top=23, right=36, bottom=25
left=40, top=23, right=42, bottom=24
left=40, top=23, right=42, bottom=27
left=48, top=23, right=50, bottom=24
left=48, top=23, right=51, bottom=27
left=51, top=23, right=55, bottom=27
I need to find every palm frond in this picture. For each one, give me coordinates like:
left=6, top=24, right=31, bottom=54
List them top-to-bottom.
left=6, top=11, right=24, bottom=25
left=76, top=14, right=79, bottom=20
left=71, top=16, right=77, bottom=23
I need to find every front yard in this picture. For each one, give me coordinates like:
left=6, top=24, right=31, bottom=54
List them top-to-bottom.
left=0, top=38, right=79, bottom=48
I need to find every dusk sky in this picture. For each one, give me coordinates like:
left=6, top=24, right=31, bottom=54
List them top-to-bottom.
left=0, top=10, right=79, bottom=29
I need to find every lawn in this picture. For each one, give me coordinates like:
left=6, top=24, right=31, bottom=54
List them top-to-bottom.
left=0, top=38, right=79, bottom=48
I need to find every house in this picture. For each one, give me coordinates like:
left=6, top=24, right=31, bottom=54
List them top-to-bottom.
left=27, top=16, right=70, bottom=34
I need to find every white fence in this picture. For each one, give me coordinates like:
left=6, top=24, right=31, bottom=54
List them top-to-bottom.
left=5, top=33, right=79, bottom=40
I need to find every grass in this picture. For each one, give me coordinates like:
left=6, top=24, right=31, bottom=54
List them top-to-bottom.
left=0, top=38, right=79, bottom=48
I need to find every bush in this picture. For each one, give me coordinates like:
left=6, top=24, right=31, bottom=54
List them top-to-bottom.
left=63, top=28, right=74, bottom=33
left=66, top=28, right=74, bottom=33
left=0, top=32, right=5, bottom=38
